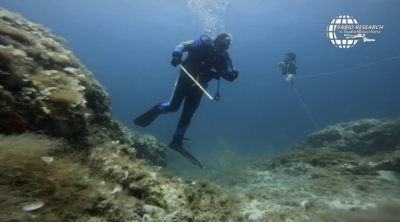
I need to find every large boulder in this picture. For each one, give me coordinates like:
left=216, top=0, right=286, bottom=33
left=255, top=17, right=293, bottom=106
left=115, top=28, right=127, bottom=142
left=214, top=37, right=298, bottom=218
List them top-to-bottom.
left=0, top=8, right=166, bottom=165
left=291, top=117, right=400, bottom=156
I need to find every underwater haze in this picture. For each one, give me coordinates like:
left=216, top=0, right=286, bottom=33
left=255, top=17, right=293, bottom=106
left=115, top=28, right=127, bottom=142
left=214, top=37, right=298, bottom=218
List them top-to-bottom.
left=1, top=0, right=400, bottom=162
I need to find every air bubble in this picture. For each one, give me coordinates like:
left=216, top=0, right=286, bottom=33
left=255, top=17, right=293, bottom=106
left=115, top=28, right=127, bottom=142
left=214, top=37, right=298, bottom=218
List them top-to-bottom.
left=188, top=0, right=230, bottom=37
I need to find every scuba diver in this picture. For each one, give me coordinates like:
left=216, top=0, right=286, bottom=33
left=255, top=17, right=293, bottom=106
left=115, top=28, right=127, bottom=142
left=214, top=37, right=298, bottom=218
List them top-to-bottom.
left=133, top=33, right=239, bottom=168
left=278, top=53, right=297, bottom=84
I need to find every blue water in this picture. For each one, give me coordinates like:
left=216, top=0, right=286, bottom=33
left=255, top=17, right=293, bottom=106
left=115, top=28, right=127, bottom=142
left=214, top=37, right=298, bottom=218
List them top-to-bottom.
left=1, top=0, right=400, bottom=160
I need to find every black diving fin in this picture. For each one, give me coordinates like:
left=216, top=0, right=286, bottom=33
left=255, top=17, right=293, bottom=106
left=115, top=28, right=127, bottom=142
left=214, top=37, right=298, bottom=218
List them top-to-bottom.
left=133, top=104, right=162, bottom=127
left=170, top=145, right=203, bottom=168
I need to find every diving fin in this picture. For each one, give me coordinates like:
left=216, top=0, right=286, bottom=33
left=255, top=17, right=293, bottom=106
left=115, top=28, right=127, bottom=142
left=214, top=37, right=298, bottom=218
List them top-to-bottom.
left=133, top=104, right=162, bottom=127
left=169, top=144, right=203, bottom=168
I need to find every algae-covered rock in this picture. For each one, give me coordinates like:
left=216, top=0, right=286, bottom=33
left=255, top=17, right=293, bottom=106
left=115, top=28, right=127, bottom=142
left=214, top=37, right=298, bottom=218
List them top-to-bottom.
left=0, top=7, right=166, bottom=165
left=291, top=117, right=400, bottom=156
left=0, top=133, right=126, bottom=222
left=240, top=140, right=400, bottom=221
left=88, top=142, right=248, bottom=222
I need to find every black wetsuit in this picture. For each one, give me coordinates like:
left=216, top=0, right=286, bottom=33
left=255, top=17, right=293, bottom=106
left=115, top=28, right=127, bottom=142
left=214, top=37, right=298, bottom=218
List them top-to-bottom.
left=159, top=37, right=237, bottom=137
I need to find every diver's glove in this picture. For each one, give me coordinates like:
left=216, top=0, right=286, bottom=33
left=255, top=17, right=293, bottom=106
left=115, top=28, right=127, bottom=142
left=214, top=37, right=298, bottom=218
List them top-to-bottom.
left=171, top=51, right=182, bottom=67
left=223, top=69, right=238, bottom=82
left=286, top=74, right=293, bottom=81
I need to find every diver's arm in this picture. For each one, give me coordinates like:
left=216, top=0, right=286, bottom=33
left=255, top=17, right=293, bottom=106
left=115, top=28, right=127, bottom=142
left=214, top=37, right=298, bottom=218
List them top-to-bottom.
left=171, top=39, right=204, bottom=66
left=173, top=39, right=203, bottom=54
left=220, top=53, right=238, bottom=82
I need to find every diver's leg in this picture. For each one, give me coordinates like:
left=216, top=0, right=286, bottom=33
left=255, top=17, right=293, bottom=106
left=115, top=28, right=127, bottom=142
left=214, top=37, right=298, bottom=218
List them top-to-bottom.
left=133, top=74, right=188, bottom=127
left=160, top=74, right=189, bottom=113
left=174, top=83, right=203, bottom=138
left=168, top=84, right=204, bottom=168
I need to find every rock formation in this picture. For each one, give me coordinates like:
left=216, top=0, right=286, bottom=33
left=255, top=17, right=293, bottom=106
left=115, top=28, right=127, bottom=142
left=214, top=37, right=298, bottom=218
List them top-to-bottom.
left=1, top=6, right=400, bottom=222
left=0, top=7, right=248, bottom=222
left=0, top=8, right=166, bottom=166
left=291, top=118, right=400, bottom=156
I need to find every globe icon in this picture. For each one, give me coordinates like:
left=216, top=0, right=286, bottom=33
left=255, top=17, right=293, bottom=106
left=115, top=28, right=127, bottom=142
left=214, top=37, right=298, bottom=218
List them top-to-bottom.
left=327, top=15, right=359, bottom=48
